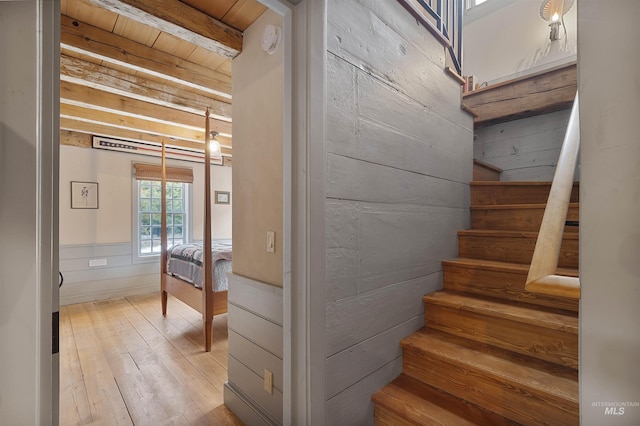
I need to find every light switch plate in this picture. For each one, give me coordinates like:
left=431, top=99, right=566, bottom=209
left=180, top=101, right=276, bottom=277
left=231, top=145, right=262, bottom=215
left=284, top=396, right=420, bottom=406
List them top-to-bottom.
left=266, top=231, right=275, bottom=253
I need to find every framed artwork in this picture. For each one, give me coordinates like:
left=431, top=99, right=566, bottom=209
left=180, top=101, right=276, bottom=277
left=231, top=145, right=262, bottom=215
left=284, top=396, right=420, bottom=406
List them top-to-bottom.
left=71, top=181, right=99, bottom=209
left=215, top=191, right=230, bottom=205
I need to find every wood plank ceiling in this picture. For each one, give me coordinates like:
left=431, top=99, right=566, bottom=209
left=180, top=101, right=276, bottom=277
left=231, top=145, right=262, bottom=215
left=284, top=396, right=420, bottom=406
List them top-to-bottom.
left=60, top=0, right=268, bottom=162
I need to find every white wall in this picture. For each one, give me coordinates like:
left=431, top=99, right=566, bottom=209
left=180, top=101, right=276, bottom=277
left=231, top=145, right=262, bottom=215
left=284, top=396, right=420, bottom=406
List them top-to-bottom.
left=464, top=0, right=577, bottom=85
left=578, top=0, right=640, bottom=424
left=232, top=8, right=284, bottom=287
left=59, top=145, right=232, bottom=305
left=60, top=145, right=232, bottom=245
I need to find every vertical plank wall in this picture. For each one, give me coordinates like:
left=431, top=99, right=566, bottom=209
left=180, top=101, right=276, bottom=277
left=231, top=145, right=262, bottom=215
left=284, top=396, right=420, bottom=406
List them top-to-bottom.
left=325, top=0, right=473, bottom=423
left=473, top=109, right=578, bottom=181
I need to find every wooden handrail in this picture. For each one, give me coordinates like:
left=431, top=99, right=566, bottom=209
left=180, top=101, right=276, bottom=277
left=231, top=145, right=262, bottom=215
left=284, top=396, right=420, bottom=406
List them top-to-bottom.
left=525, top=92, right=580, bottom=299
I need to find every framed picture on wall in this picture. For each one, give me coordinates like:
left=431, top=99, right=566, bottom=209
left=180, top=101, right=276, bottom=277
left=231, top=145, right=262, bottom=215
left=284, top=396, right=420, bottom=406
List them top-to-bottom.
left=71, top=181, right=99, bottom=209
left=215, top=191, right=230, bottom=205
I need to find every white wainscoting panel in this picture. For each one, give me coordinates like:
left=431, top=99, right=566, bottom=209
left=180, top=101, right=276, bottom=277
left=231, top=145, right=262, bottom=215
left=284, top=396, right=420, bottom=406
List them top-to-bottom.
left=225, top=273, right=284, bottom=425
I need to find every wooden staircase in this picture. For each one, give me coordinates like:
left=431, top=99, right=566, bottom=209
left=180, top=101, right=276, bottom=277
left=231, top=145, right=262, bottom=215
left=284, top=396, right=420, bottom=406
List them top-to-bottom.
left=372, top=180, right=580, bottom=425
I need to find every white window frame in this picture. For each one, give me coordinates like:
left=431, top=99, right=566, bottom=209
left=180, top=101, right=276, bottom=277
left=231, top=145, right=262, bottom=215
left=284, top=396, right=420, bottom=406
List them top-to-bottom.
left=131, top=177, right=192, bottom=263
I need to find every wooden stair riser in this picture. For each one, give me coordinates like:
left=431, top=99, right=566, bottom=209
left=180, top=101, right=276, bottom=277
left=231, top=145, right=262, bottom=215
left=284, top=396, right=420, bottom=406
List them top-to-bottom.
left=473, top=160, right=502, bottom=182
left=471, top=182, right=579, bottom=205
left=471, top=204, right=579, bottom=232
left=458, top=231, right=578, bottom=268
left=443, top=262, right=579, bottom=312
left=424, top=303, right=578, bottom=369
left=402, top=349, right=579, bottom=426
left=373, top=374, right=518, bottom=426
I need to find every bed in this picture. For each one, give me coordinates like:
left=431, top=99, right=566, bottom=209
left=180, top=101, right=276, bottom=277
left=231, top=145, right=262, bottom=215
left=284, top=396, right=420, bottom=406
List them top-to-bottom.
left=160, top=108, right=228, bottom=352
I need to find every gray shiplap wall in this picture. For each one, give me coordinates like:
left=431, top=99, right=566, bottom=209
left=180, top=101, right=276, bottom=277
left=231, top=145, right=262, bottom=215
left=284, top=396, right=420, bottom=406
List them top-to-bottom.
left=325, top=0, right=473, bottom=423
left=474, top=108, right=578, bottom=181
left=59, top=243, right=158, bottom=305
left=224, top=274, right=283, bottom=425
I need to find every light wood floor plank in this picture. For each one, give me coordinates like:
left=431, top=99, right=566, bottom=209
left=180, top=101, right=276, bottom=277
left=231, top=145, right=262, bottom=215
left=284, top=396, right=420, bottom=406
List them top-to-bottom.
left=60, top=293, right=242, bottom=426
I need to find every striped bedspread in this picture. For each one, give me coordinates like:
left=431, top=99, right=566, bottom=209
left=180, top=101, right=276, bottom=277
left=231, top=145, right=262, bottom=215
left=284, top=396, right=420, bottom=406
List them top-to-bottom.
left=166, top=240, right=232, bottom=291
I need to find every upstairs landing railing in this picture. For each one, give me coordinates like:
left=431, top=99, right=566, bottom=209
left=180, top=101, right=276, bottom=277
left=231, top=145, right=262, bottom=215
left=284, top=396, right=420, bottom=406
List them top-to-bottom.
left=397, top=0, right=463, bottom=75
left=525, top=92, right=580, bottom=299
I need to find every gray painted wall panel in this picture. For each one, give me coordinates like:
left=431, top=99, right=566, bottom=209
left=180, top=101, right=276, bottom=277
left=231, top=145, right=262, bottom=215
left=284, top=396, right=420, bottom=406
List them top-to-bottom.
left=324, top=0, right=473, bottom=421
left=327, top=0, right=468, bottom=128
left=327, top=53, right=358, bottom=158
left=356, top=70, right=471, bottom=157
left=474, top=108, right=578, bottom=182
left=356, top=117, right=472, bottom=184
left=327, top=153, right=469, bottom=207
left=357, top=204, right=465, bottom=294
left=59, top=243, right=159, bottom=305
left=326, top=272, right=441, bottom=356
left=226, top=274, right=283, bottom=424
left=228, top=274, right=283, bottom=325
left=227, top=303, right=283, bottom=359
left=326, top=314, right=423, bottom=399
left=229, top=330, right=284, bottom=392
left=228, top=355, right=283, bottom=422
left=326, top=358, right=403, bottom=426
left=223, top=383, right=273, bottom=426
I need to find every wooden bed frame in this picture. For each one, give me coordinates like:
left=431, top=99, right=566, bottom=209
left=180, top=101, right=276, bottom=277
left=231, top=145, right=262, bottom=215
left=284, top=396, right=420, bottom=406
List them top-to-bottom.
left=160, top=109, right=227, bottom=352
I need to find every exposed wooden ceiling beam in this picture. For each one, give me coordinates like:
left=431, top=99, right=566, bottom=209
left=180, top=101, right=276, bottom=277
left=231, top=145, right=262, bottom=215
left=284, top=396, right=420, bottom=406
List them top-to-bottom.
left=88, top=0, right=243, bottom=57
left=61, top=15, right=232, bottom=99
left=60, top=55, right=233, bottom=120
left=60, top=81, right=232, bottom=136
left=60, top=103, right=234, bottom=147
left=60, top=119, right=233, bottom=156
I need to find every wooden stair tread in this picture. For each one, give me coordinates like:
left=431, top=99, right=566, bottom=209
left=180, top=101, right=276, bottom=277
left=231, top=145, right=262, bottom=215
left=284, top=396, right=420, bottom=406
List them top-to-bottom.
left=471, top=181, right=560, bottom=187
left=470, top=182, right=579, bottom=206
left=471, top=202, right=579, bottom=210
left=457, top=229, right=578, bottom=239
left=443, top=258, right=578, bottom=277
left=423, top=291, right=578, bottom=333
left=401, top=329, right=579, bottom=403
left=373, top=374, right=518, bottom=426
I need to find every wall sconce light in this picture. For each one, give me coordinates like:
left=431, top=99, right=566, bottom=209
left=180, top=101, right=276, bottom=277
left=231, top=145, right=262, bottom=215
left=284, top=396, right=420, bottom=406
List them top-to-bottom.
left=540, top=0, right=574, bottom=41
left=209, top=131, right=221, bottom=155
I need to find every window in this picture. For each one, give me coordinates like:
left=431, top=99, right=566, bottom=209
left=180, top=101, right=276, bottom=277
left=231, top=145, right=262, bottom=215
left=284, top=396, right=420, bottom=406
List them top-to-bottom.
left=466, top=0, right=489, bottom=9
left=137, top=180, right=188, bottom=256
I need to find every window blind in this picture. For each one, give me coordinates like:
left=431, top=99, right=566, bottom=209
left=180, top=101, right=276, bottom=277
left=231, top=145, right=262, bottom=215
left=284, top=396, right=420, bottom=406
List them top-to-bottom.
left=133, top=163, right=194, bottom=183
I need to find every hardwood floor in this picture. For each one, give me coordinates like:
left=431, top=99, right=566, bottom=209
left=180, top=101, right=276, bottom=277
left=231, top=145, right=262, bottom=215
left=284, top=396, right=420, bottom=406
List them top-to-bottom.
left=60, top=292, right=242, bottom=426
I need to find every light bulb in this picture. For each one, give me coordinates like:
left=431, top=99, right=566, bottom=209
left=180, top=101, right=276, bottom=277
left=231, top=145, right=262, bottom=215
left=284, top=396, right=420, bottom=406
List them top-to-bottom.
left=551, top=12, right=559, bottom=21
left=209, top=139, right=221, bottom=155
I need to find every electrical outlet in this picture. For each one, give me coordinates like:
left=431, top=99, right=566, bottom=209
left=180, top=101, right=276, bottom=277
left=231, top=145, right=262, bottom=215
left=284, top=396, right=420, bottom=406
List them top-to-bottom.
left=266, top=231, right=275, bottom=253
left=264, top=369, right=273, bottom=394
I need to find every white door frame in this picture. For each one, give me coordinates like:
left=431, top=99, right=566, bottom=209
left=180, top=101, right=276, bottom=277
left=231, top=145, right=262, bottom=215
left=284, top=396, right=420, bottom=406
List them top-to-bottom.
left=0, top=0, right=59, bottom=424
left=259, top=0, right=327, bottom=423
